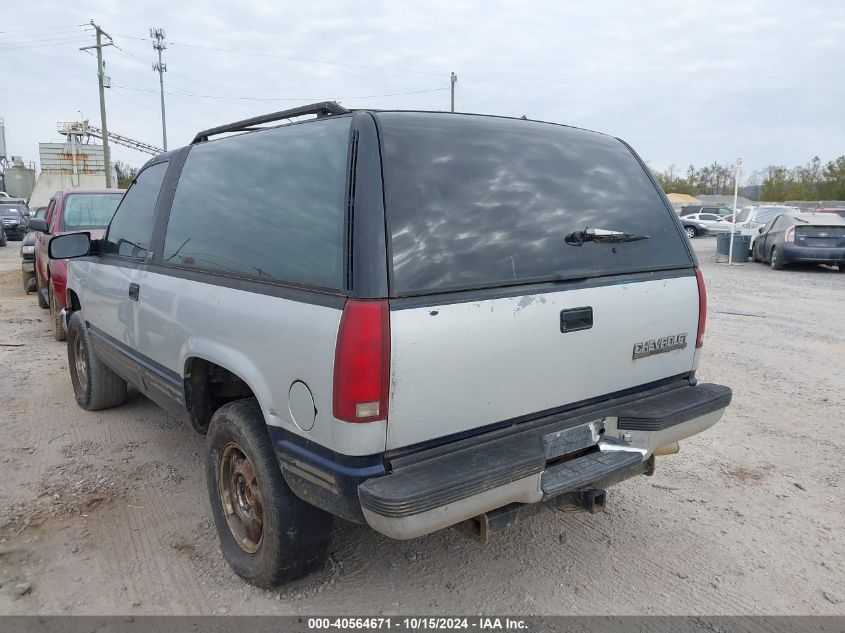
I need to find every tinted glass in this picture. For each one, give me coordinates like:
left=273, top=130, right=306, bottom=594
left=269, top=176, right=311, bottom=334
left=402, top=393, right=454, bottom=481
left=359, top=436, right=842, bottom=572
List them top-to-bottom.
left=377, top=113, right=692, bottom=294
left=163, top=117, right=350, bottom=289
left=104, top=163, right=167, bottom=258
left=63, top=193, right=125, bottom=230
left=1, top=206, right=24, bottom=216
left=753, top=207, right=798, bottom=224
left=700, top=214, right=719, bottom=221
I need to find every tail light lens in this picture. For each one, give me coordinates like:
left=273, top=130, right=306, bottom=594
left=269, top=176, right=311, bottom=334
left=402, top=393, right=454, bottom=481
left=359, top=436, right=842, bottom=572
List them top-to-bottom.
left=785, top=226, right=795, bottom=243
left=694, top=267, right=706, bottom=349
left=333, top=299, right=390, bottom=423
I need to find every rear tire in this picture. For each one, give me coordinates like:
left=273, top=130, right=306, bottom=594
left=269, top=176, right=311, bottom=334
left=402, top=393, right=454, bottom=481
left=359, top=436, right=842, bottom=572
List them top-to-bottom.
left=685, top=226, right=697, bottom=239
left=770, top=247, right=785, bottom=270
left=36, top=273, right=49, bottom=309
left=49, top=285, right=66, bottom=342
left=67, top=311, right=127, bottom=410
left=206, top=398, right=333, bottom=588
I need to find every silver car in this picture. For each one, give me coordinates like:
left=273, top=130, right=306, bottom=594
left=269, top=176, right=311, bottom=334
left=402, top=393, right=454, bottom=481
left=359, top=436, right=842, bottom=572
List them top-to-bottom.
left=50, top=103, right=732, bottom=588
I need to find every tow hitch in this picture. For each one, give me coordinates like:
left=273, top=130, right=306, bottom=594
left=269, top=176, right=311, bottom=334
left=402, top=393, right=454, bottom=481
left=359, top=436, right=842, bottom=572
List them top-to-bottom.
left=454, top=488, right=608, bottom=544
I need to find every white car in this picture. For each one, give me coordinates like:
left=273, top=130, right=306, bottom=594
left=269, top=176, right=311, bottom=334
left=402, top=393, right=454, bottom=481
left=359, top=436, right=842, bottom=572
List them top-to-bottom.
left=737, top=205, right=801, bottom=249
left=683, top=212, right=738, bottom=234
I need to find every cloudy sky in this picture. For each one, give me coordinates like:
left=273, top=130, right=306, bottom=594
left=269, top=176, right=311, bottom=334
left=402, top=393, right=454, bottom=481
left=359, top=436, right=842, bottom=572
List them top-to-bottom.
left=2, top=0, right=844, bottom=178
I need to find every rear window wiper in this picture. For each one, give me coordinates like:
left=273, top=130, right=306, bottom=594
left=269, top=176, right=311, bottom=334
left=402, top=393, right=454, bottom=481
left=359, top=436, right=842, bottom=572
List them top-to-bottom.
left=564, top=227, right=650, bottom=246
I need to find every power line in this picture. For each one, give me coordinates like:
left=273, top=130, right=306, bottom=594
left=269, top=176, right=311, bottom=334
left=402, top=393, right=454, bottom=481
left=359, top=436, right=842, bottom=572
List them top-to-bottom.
left=0, top=24, right=87, bottom=34
left=0, top=28, right=91, bottom=41
left=111, top=33, right=444, bottom=76
left=0, top=36, right=93, bottom=50
left=112, top=39, right=240, bottom=96
left=112, top=84, right=449, bottom=102
left=108, top=86, right=196, bottom=127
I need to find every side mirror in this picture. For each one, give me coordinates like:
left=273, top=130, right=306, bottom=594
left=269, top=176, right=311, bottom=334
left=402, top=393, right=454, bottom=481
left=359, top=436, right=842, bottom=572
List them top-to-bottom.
left=28, top=217, right=49, bottom=233
left=758, top=227, right=764, bottom=234
left=49, top=232, right=92, bottom=260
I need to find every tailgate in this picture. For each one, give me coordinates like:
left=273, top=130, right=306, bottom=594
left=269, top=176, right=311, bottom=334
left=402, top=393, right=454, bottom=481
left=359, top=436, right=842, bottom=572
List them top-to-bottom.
left=387, top=273, right=698, bottom=449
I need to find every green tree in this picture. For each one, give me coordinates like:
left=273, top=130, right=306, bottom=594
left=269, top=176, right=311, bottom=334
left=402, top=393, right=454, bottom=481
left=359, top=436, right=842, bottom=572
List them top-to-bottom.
left=114, top=161, right=139, bottom=189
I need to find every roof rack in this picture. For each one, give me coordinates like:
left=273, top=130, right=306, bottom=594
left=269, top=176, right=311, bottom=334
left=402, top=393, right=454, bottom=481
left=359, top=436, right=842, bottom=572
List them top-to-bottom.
left=191, top=101, right=350, bottom=144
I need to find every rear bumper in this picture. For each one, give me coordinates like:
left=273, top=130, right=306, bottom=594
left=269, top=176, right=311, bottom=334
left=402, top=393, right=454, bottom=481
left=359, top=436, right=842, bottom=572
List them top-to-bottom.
left=781, top=244, right=845, bottom=264
left=358, top=382, right=731, bottom=539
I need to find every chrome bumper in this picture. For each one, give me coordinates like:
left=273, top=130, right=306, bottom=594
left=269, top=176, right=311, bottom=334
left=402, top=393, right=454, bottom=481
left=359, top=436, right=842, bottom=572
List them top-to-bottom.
left=59, top=308, right=70, bottom=333
left=359, top=382, right=731, bottom=540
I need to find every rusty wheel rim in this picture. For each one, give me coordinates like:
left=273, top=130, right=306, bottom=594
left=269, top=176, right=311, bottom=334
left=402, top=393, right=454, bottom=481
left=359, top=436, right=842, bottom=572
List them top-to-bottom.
left=73, top=335, right=88, bottom=394
left=218, top=442, right=264, bottom=553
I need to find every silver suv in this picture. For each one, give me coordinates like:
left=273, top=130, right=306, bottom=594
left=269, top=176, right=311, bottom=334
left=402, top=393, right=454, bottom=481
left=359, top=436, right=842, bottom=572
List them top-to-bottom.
left=49, top=103, right=732, bottom=588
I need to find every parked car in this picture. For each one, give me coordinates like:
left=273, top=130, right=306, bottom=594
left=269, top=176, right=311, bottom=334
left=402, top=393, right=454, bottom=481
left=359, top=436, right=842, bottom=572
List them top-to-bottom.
left=49, top=103, right=731, bottom=588
left=28, top=188, right=125, bottom=340
left=1, top=200, right=30, bottom=240
left=679, top=205, right=734, bottom=218
left=737, top=205, right=800, bottom=251
left=18, top=207, right=48, bottom=289
left=814, top=207, right=845, bottom=218
left=682, top=212, right=737, bottom=234
left=752, top=212, right=845, bottom=270
left=680, top=217, right=710, bottom=238
left=20, top=231, right=37, bottom=292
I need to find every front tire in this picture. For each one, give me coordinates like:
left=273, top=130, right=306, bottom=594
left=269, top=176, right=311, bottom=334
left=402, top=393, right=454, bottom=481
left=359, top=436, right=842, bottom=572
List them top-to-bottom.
left=685, top=226, right=697, bottom=239
left=770, top=247, right=785, bottom=270
left=49, top=285, right=66, bottom=342
left=67, top=311, right=128, bottom=410
left=206, top=399, right=333, bottom=588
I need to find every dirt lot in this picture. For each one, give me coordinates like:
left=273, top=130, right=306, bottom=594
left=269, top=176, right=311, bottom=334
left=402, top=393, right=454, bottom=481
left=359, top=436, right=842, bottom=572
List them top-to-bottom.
left=0, top=238, right=843, bottom=616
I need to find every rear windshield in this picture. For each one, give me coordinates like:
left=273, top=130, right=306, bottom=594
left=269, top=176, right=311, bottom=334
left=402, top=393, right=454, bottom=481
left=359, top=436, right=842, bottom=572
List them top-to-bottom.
left=377, top=113, right=692, bottom=295
left=62, top=193, right=124, bottom=230
left=1, top=206, right=24, bottom=216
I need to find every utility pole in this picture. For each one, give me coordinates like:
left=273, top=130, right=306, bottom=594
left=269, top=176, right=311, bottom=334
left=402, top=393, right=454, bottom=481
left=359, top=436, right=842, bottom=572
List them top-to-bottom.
left=81, top=20, right=113, bottom=188
left=150, top=28, right=168, bottom=150
left=450, top=72, right=458, bottom=112
left=728, top=157, right=742, bottom=265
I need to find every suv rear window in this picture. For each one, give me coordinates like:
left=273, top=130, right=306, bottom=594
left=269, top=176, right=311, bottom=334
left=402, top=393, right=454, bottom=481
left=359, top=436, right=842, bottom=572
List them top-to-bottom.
left=377, top=113, right=692, bottom=295
left=163, top=117, right=351, bottom=290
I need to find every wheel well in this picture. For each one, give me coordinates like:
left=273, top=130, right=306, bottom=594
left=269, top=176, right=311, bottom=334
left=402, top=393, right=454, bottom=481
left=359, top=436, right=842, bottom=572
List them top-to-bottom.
left=67, top=289, right=81, bottom=311
left=184, top=358, right=256, bottom=434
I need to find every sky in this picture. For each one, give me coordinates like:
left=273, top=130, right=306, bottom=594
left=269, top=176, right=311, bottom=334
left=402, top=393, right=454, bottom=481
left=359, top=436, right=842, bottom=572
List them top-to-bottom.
left=1, top=0, right=844, bottom=180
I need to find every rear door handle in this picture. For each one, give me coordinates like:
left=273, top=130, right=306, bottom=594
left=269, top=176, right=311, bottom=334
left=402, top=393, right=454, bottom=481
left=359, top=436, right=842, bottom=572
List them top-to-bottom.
left=128, top=283, right=140, bottom=302
left=560, top=306, right=593, bottom=333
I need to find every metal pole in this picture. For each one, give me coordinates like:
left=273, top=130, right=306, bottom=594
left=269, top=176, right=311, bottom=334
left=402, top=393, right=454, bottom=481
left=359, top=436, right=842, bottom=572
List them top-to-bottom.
left=85, top=21, right=113, bottom=188
left=94, top=23, right=112, bottom=188
left=151, top=28, right=168, bottom=150
left=450, top=72, right=457, bottom=112
left=728, top=157, right=742, bottom=264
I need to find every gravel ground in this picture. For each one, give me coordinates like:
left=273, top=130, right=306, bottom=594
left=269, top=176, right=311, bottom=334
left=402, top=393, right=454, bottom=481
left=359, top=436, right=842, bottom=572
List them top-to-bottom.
left=0, top=237, right=843, bottom=615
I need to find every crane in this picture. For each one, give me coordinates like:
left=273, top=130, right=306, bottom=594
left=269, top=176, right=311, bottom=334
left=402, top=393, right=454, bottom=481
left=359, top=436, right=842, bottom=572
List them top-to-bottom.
left=57, top=121, right=164, bottom=156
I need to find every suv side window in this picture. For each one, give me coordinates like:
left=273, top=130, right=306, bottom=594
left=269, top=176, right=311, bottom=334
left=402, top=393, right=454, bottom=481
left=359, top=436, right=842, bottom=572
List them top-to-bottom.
left=162, top=117, right=351, bottom=290
left=104, top=162, right=168, bottom=259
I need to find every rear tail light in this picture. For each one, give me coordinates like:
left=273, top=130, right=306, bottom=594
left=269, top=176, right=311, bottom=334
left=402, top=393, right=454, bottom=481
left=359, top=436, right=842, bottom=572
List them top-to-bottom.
left=785, top=227, right=795, bottom=243
left=694, top=267, right=706, bottom=349
left=333, top=299, right=390, bottom=423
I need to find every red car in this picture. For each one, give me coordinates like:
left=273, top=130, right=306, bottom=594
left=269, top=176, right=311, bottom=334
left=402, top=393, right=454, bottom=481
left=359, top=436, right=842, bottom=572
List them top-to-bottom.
left=29, top=188, right=125, bottom=340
